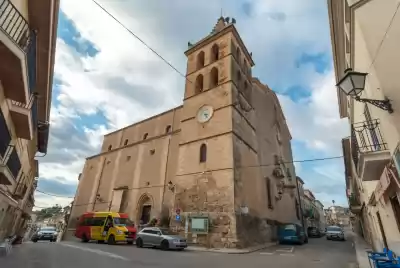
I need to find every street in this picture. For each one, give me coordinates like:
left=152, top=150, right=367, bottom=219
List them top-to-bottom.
left=2, top=235, right=357, bottom=268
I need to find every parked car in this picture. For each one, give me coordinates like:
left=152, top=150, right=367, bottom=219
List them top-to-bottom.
left=278, top=223, right=308, bottom=245
left=31, top=226, right=58, bottom=242
left=307, top=226, right=321, bottom=238
left=326, top=226, right=345, bottom=241
left=135, top=227, right=187, bottom=250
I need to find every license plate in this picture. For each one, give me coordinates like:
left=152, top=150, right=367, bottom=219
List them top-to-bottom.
left=284, top=236, right=292, bottom=239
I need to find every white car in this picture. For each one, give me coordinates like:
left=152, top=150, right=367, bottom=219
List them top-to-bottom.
left=326, top=226, right=345, bottom=241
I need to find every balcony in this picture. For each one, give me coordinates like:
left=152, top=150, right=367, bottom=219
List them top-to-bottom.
left=0, top=0, right=37, bottom=104
left=7, top=95, right=37, bottom=140
left=0, top=108, right=11, bottom=158
left=351, top=119, right=391, bottom=181
left=37, top=120, right=49, bottom=154
left=0, top=145, right=21, bottom=186
left=13, top=179, right=27, bottom=200
left=348, top=193, right=362, bottom=214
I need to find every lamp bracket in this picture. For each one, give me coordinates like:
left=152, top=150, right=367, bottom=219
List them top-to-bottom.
left=355, top=96, right=393, bottom=113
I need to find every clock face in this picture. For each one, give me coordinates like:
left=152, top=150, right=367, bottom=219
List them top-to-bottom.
left=197, top=105, right=214, bottom=123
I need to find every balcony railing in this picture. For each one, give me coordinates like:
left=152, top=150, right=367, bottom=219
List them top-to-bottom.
left=0, top=0, right=37, bottom=94
left=0, top=0, right=32, bottom=52
left=0, top=109, right=11, bottom=158
left=351, top=119, right=388, bottom=167
left=37, top=121, right=50, bottom=154
left=7, top=148, right=21, bottom=178
left=348, top=193, right=361, bottom=207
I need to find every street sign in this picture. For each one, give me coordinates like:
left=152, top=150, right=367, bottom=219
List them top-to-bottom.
left=175, top=215, right=181, bottom=221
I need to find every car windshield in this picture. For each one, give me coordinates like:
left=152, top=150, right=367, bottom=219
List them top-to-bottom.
left=113, top=217, right=134, bottom=226
left=283, top=224, right=297, bottom=231
left=327, top=226, right=342, bottom=232
left=40, top=227, right=56, bottom=232
left=160, top=229, right=178, bottom=235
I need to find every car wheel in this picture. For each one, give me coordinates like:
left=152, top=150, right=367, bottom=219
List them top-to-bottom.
left=81, top=234, right=89, bottom=243
left=107, top=235, right=116, bottom=245
left=136, top=238, right=143, bottom=248
left=305, top=238, right=309, bottom=244
left=32, top=240, right=38, bottom=243
left=161, top=240, right=169, bottom=250
left=127, top=241, right=133, bottom=245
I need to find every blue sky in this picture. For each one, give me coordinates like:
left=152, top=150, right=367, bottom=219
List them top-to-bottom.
left=35, top=0, right=349, bottom=209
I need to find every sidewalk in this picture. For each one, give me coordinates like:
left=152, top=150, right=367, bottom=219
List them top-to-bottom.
left=349, top=231, right=372, bottom=268
left=186, top=242, right=277, bottom=254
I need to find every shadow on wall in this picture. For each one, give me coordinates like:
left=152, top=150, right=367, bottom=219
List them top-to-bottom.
left=235, top=215, right=278, bottom=248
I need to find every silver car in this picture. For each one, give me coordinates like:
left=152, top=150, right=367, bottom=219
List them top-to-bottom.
left=326, top=226, right=345, bottom=241
left=135, top=227, right=187, bottom=250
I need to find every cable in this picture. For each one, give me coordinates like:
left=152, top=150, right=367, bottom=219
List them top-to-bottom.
left=91, top=0, right=191, bottom=83
left=368, top=2, right=400, bottom=72
left=33, top=154, right=343, bottom=202
left=35, top=189, right=74, bottom=198
left=34, top=200, right=110, bottom=210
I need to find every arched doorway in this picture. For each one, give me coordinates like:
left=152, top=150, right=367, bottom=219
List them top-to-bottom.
left=137, top=194, right=153, bottom=225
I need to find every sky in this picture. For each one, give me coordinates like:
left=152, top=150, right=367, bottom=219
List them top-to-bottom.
left=34, top=0, right=350, bottom=210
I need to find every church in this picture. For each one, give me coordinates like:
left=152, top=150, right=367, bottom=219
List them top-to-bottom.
left=68, top=17, right=301, bottom=248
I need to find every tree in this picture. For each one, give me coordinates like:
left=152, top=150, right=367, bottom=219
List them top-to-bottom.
left=36, top=205, right=63, bottom=220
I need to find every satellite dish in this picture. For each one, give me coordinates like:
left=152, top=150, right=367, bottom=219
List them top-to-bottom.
left=232, top=18, right=236, bottom=24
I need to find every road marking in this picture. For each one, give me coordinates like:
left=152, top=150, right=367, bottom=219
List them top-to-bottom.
left=59, top=243, right=129, bottom=261
left=276, top=247, right=294, bottom=253
left=260, top=252, right=274, bottom=255
left=280, top=253, right=295, bottom=257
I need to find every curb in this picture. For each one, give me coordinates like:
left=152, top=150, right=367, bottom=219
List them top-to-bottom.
left=186, top=242, right=278, bottom=254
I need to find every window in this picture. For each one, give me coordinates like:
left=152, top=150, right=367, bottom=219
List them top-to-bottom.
left=211, top=44, right=219, bottom=62
left=236, top=46, right=240, bottom=59
left=197, top=51, right=205, bottom=70
left=210, top=67, right=219, bottom=88
left=237, top=70, right=241, bottom=83
left=195, top=74, right=204, bottom=93
left=143, top=133, right=148, bottom=140
left=124, top=139, right=128, bottom=146
left=199, top=144, right=207, bottom=163
left=107, top=145, right=112, bottom=151
left=150, top=149, right=155, bottom=155
left=126, top=156, right=131, bottom=161
left=266, top=177, right=273, bottom=209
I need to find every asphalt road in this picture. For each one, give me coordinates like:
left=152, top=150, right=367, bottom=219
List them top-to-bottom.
left=2, top=235, right=357, bottom=268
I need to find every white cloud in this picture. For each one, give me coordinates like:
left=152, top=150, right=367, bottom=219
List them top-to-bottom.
left=36, top=0, right=349, bottom=208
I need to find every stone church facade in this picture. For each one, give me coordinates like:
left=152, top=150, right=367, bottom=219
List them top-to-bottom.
left=68, top=17, right=301, bottom=248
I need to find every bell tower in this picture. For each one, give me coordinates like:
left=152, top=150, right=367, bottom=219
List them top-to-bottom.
left=172, top=16, right=256, bottom=248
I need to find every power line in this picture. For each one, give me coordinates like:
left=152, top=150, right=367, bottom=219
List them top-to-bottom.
left=91, top=0, right=191, bottom=83
left=368, top=2, right=400, bottom=71
left=33, top=154, right=343, bottom=204
left=35, top=189, right=74, bottom=199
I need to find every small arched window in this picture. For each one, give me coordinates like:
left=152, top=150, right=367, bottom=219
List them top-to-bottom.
left=211, top=44, right=219, bottom=62
left=236, top=46, right=240, bottom=59
left=197, top=51, right=205, bottom=70
left=210, top=67, right=219, bottom=88
left=237, top=70, right=241, bottom=83
left=195, top=74, right=204, bottom=93
left=244, top=81, right=248, bottom=93
left=165, top=125, right=172, bottom=133
left=143, top=133, right=148, bottom=140
left=124, top=139, right=128, bottom=146
left=199, top=143, right=207, bottom=163
left=108, top=145, right=112, bottom=151
left=266, top=177, right=272, bottom=209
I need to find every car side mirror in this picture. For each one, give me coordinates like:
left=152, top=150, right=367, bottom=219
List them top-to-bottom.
left=158, top=232, right=162, bottom=236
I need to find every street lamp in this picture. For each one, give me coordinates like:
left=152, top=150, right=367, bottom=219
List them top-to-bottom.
left=336, top=68, right=393, bottom=113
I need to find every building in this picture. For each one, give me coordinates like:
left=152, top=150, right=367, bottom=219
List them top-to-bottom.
left=0, top=0, right=58, bottom=242
left=328, top=0, right=400, bottom=253
left=68, top=17, right=300, bottom=248
left=296, top=176, right=307, bottom=228
left=303, top=189, right=319, bottom=228
left=314, top=200, right=326, bottom=230
left=325, top=206, right=350, bottom=227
